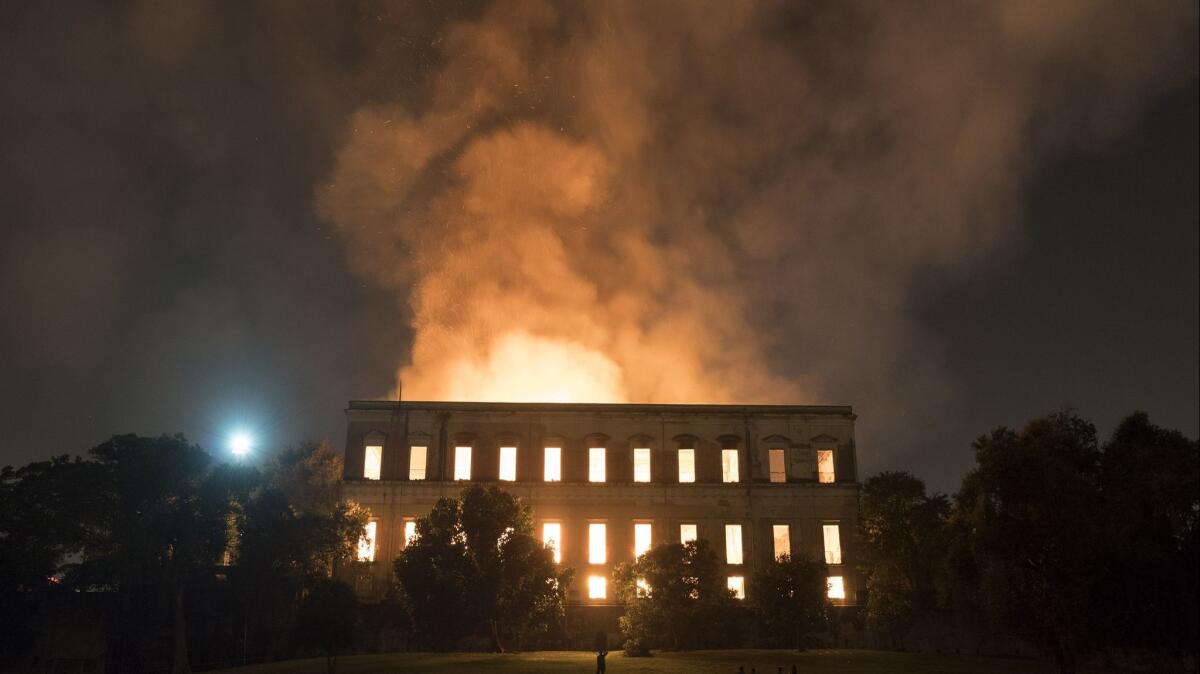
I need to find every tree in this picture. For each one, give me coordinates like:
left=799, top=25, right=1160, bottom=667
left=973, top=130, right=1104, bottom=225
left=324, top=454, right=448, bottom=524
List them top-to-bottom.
left=954, top=412, right=1103, bottom=674
left=1097, top=412, right=1199, bottom=658
left=63, top=434, right=236, bottom=674
left=232, top=442, right=367, bottom=662
left=0, top=456, right=92, bottom=664
left=857, top=471, right=950, bottom=647
left=393, top=485, right=571, bottom=651
left=613, top=539, right=742, bottom=651
left=751, top=555, right=830, bottom=651
left=294, top=579, right=358, bottom=674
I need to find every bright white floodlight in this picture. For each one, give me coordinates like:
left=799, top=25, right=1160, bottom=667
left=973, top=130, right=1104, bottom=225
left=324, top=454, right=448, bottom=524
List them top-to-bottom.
left=230, top=432, right=254, bottom=458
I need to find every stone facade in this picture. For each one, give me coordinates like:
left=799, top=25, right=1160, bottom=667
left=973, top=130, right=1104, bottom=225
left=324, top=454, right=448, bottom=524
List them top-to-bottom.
left=340, top=400, right=861, bottom=606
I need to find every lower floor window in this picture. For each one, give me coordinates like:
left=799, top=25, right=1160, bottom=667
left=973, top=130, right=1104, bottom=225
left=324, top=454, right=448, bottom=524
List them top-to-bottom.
left=588, top=574, right=607, bottom=599
left=727, top=575, right=745, bottom=599
left=827, top=575, right=845, bottom=599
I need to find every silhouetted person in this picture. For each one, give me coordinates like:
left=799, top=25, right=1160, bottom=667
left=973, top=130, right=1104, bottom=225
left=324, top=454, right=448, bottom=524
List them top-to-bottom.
left=593, top=630, right=608, bottom=674
left=792, top=666, right=798, bottom=674
left=737, top=667, right=745, bottom=674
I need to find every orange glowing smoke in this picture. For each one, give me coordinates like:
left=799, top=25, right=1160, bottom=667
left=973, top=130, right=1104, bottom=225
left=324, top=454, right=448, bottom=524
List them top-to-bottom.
left=317, top=0, right=1195, bottom=421
left=415, top=330, right=626, bottom=403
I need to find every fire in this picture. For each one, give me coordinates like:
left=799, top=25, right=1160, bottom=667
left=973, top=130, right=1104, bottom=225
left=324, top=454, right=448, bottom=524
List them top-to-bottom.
left=408, top=330, right=628, bottom=404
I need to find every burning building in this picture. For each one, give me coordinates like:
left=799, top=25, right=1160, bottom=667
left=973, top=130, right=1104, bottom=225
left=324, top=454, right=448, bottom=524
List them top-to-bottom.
left=340, top=400, right=860, bottom=607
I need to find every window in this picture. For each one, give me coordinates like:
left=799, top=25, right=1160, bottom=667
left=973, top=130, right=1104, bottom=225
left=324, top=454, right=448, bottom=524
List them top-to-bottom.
left=363, top=445, right=382, bottom=480
left=409, top=446, right=427, bottom=480
left=454, top=446, right=472, bottom=480
left=499, top=446, right=517, bottom=481
left=544, top=447, right=561, bottom=481
left=589, top=447, right=606, bottom=482
left=633, top=447, right=651, bottom=482
left=769, top=448, right=786, bottom=483
left=677, top=449, right=695, bottom=483
left=721, top=449, right=739, bottom=483
left=817, top=450, right=835, bottom=483
left=404, top=519, right=417, bottom=546
left=357, top=521, right=377, bottom=562
left=543, top=522, right=562, bottom=564
left=589, top=522, right=606, bottom=564
left=634, top=522, right=653, bottom=558
left=680, top=523, right=698, bottom=545
left=725, top=524, right=743, bottom=564
left=772, top=524, right=791, bottom=560
left=823, top=524, right=843, bottom=565
left=588, top=575, right=607, bottom=599
left=827, top=575, right=845, bottom=599
left=727, top=576, right=746, bottom=599
left=636, top=578, right=651, bottom=597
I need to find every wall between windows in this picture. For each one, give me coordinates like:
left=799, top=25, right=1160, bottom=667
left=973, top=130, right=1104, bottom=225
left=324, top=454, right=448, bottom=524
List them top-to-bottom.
left=339, top=401, right=861, bottom=605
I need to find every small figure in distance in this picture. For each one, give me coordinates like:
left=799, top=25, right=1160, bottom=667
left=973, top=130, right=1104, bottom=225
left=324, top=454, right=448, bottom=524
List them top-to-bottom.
left=594, top=630, right=608, bottom=674
left=792, top=666, right=799, bottom=674
left=737, top=667, right=745, bottom=674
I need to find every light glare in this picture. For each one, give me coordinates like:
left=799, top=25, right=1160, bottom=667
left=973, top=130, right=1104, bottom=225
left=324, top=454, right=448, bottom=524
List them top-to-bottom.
left=230, top=432, right=253, bottom=457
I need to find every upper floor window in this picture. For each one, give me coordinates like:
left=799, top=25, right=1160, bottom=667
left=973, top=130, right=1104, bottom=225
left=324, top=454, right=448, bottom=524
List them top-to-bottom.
left=363, top=445, right=382, bottom=481
left=408, top=446, right=427, bottom=480
left=454, top=446, right=472, bottom=481
left=499, top=446, right=517, bottom=482
left=544, top=447, right=561, bottom=481
left=589, top=447, right=606, bottom=482
left=633, top=448, right=651, bottom=482
left=768, top=448, right=787, bottom=483
left=677, top=449, right=696, bottom=483
left=721, top=449, right=739, bottom=483
left=817, top=449, right=836, bottom=483
left=404, top=519, right=418, bottom=547
left=357, top=521, right=377, bottom=562
left=542, top=522, right=562, bottom=564
left=588, top=522, right=607, bottom=564
left=634, top=522, right=653, bottom=558
left=680, top=523, right=698, bottom=545
left=823, top=523, right=843, bottom=565
left=725, top=524, right=743, bottom=565
left=772, top=524, right=791, bottom=560
left=727, top=576, right=746, bottom=599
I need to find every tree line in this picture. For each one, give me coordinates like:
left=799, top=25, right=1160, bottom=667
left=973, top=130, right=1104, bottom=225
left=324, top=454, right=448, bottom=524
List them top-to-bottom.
left=1, top=410, right=1195, bottom=674
left=857, top=411, right=1198, bottom=674
left=0, top=435, right=366, bottom=673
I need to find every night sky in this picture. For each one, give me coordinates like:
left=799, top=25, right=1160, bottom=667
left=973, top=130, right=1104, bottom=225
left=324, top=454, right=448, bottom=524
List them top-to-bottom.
left=1, top=1, right=1196, bottom=492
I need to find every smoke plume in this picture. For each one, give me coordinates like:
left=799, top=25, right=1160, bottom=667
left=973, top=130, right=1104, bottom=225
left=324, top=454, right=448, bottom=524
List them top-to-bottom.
left=317, top=0, right=1195, bottom=458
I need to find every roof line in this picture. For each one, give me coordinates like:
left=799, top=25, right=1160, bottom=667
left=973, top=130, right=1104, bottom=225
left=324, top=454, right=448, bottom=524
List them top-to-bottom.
left=346, top=400, right=854, bottom=415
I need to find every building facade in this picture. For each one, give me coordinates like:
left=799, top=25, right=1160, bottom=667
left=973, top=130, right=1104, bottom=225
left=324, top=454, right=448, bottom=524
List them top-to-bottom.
left=341, top=400, right=861, bottom=606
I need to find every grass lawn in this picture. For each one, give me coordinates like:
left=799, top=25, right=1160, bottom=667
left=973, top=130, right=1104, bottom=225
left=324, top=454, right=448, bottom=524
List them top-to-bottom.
left=209, top=649, right=1085, bottom=674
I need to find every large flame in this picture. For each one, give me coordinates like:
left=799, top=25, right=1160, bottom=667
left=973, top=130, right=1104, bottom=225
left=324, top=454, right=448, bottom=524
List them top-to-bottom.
left=409, top=330, right=627, bottom=403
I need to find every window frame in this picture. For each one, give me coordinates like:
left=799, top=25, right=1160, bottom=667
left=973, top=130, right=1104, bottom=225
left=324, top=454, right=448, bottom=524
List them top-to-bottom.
left=363, top=444, right=383, bottom=481
left=408, top=445, right=427, bottom=480
left=453, top=445, right=472, bottom=481
left=498, top=445, right=518, bottom=482
left=543, top=446, right=562, bottom=482
left=588, top=447, right=606, bottom=483
left=633, top=447, right=651, bottom=482
left=677, top=448, right=696, bottom=483
left=768, top=448, right=787, bottom=483
left=724, top=523, right=744, bottom=565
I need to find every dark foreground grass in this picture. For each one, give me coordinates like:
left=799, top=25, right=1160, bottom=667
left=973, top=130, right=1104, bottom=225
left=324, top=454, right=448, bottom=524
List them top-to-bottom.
left=210, top=649, right=1088, bottom=674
